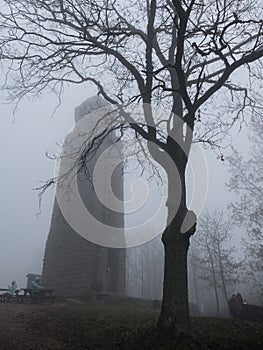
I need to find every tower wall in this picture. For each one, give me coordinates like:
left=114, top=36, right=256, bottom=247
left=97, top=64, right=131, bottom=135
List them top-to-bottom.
left=42, top=96, right=126, bottom=296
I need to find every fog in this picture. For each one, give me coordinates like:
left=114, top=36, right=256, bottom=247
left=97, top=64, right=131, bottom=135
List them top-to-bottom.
left=0, top=83, right=249, bottom=291
left=0, top=84, right=93, bottom=288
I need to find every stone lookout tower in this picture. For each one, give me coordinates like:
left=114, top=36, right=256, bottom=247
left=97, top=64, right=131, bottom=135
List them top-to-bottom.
left=42, top=96, right=126, bottom=296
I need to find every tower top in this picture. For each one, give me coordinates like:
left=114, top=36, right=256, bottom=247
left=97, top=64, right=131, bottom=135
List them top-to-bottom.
left=74, top=95, right=108, bottom=123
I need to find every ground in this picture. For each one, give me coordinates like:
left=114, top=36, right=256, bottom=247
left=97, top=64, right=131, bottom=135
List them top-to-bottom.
left=0, top=301, right=262, bottom=349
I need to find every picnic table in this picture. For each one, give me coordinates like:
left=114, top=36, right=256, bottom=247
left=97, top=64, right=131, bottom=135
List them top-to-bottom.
left=0, top=287, right=57, bottom=304
left=0, top=288, right=20, bottom=302
left=0, top=288, right=20, bottom=293
left=17, top=288, right=57, bottom=304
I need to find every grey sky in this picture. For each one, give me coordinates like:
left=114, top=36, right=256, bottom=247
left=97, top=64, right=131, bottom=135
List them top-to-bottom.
left=0, top=82, right=249, bottom=288
left=0, top=84, right=93, bottom=288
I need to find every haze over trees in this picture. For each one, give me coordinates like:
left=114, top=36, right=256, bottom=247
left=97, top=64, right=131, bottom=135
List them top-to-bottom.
left=0, top=0, right=262, bottom=335
left=227, top=116, right=263, bottom=303
left=189, top=210, right=242, bottom=317
left=126, top=236, right=164, bottom=300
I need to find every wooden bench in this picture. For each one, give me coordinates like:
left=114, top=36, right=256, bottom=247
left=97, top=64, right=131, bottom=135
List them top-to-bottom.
left=18, top=288, right=57, bottom=304
left=228, top=294, right=263, bottom=322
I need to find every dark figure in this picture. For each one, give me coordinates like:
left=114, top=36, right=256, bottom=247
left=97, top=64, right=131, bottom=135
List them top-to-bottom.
left=228, top=293, right=263, bottom=322
left=236, top=293, right=244, bottom=311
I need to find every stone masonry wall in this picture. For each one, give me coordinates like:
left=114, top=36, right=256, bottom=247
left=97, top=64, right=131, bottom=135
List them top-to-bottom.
left=42, top=96, right=126, bottom=296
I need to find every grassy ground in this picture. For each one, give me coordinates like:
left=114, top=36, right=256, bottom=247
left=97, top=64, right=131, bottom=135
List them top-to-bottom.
left=0, top=301, right=262, bottom=349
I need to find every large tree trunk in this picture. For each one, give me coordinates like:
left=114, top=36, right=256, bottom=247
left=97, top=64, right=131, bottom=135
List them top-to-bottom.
left=148, top=118, right=196, bottom=335
left=157, top=224, right=191, bottom=334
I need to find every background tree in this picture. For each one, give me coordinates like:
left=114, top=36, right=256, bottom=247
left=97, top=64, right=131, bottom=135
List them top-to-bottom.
left=0, top=0, right=262, bottom=334
left=227, top=115, right=263, bottom=303
left=190, top=210, right=242, bottom=316
left=126, top=236, right=164, bottom=300
left=188, top=240, right=203, bottom=312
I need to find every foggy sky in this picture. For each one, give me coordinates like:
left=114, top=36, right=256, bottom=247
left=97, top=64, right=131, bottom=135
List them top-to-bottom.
left=0, top=83, right=249, bottom=289
left=0, top=84, right=93, bottom=288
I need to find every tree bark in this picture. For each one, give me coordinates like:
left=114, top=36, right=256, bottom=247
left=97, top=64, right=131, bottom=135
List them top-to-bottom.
left=155, top=145, right=196, bottom=334
left=157, top=222, right=192, bottom=334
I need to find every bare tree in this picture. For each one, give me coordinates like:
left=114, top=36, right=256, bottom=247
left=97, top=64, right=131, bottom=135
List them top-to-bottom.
left=0, top=0, right=262, bottom=334
left=227, top=115, right=263, bottom=303
left=191, top=210, right=242, bottom=316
